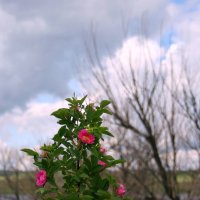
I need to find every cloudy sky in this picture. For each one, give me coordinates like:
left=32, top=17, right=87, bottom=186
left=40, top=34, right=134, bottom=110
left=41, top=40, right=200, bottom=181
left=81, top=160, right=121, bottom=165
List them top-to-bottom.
left=0, top=0, right=199, bottom=151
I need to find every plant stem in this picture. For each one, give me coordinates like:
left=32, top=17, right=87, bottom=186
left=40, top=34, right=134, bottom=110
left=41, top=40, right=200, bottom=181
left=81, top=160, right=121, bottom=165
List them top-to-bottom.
left=77, top=143, right=82, bottom=196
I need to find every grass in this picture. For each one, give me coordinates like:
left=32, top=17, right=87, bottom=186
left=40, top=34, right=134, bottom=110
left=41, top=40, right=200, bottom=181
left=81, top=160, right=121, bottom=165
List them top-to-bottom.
left=0, top=171, right=36, bottom=195
left=177, top=173, right=193, bottom=183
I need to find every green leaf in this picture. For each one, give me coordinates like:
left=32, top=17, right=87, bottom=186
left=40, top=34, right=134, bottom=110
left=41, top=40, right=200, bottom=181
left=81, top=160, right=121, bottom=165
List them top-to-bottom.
left=78, top=95, right=87, bottom=105
left=65, top=98, right=74, bottom=104
left=100, top=100, right=111, bottom=108
left=85, top=105, right=94, bottom=122
left=51, top=108, right=68, bottom=119
left=102, top=108, right=112, bottom=115
left=57, top=119, right=68, bottom=125
left=53, top=126, right=67, bottom=142
left=58, top=126, right=67, bottom=136
left=103, top=130, right=114, bottom=137
left=61, top=140, right=72, bottom=148
left=40, top=144, right=53, bottom=152
left=53, top=147, right=64, bottom=157
left=90, top=147, right=99, bottom=157
left=21, top=148, right=38, bottom=156
left=91, top=155, right=98, bottom=167
left=104, top=155, right=115, bottom=160
left=66, top=158, right=76, bottom=168
left=84, top=158, right=92, bottom=170
left=41, top=159, right=48, bottom=169
left=109, top=159, right=125, bottom=166
left=33, top=161, right=42, bottom=168
left=49, top=161, right=61, bottom=175
left=90, top=165, right=103, bottom=174
left=79, top=172, right=89, bottom=179
left=106, top=174, right=117, bottom=185
left=47, top=177, right=57, bottom=186
left=100, top=178, right=109, bottom=190
left=35, top=187, right=46, bottom=195
left=36, top=187, right=58, bottom=195
left=96, top=190, right=111, bottom=198
left=66, top=193, right=79, bottom=200
left=80, top=195, right=93, bottom=200
left=110, top=197, right=121, bottom=200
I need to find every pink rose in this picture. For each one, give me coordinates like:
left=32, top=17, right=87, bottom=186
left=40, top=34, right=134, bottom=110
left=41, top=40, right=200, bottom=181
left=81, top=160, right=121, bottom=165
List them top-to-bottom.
left=78, top=129, right=95, bottom=144
left=99, top=146, right=106, bottom=153
left=98, top=160, right=107, bottom=167
left=36, top=170, right=47, bottom=186
left=116, top=184, right=126, bottom=197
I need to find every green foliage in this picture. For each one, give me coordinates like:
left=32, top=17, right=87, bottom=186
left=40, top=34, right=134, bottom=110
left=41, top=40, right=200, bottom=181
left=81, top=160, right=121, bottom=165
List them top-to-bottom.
left=22, top=96, right=130, bottom=200
left=21, top=148, right=39, bottom=157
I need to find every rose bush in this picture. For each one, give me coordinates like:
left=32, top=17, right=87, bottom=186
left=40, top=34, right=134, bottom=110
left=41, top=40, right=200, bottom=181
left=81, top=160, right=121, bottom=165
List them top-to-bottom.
left=22, top=96, right=130, bottom=200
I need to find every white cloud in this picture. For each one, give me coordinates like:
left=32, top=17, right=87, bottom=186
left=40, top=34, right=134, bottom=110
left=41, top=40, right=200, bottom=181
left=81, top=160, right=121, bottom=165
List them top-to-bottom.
left=0, top=0, right=168, bottom=113
left=88, top=0, right=200, bottom=99
left=166, top=1, right=200, bottom=73
left=18, top=17, right=48, bottom=35
left=85, top=36, right=163, bottom=101
left=105, top=36, right=162, bottom=70
left=0, top=98, right=66, bottom=147
left=0, top=139, right=7, bottom=149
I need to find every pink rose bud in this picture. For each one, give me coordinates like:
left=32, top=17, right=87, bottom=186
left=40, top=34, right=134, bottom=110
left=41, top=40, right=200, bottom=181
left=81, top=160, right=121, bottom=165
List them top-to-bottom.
left=78, top=129, right=95, bottom=144
left=100, top=146, right=106, bottom=153
left=98, top=160, right=107, bottom=167
left=35, top=170, right=47, bottom=187
left=116, top=184, right=126, bottom=197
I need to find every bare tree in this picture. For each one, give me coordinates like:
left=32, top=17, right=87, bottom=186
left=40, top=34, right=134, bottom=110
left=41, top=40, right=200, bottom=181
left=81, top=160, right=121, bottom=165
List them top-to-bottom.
left=81, top=34, right=183, bottom=200
left=174, top=66, right=200, bottom=199
left=179, top=68, right=200, bottom=160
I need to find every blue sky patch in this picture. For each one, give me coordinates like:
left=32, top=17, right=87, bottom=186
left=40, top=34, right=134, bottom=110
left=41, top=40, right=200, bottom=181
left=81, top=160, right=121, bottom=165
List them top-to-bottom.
left=171, top=0, right=186, bottom=4
left=160, top=30, right=175, bottom=52
left=35, top=93, right=59, bottom=103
